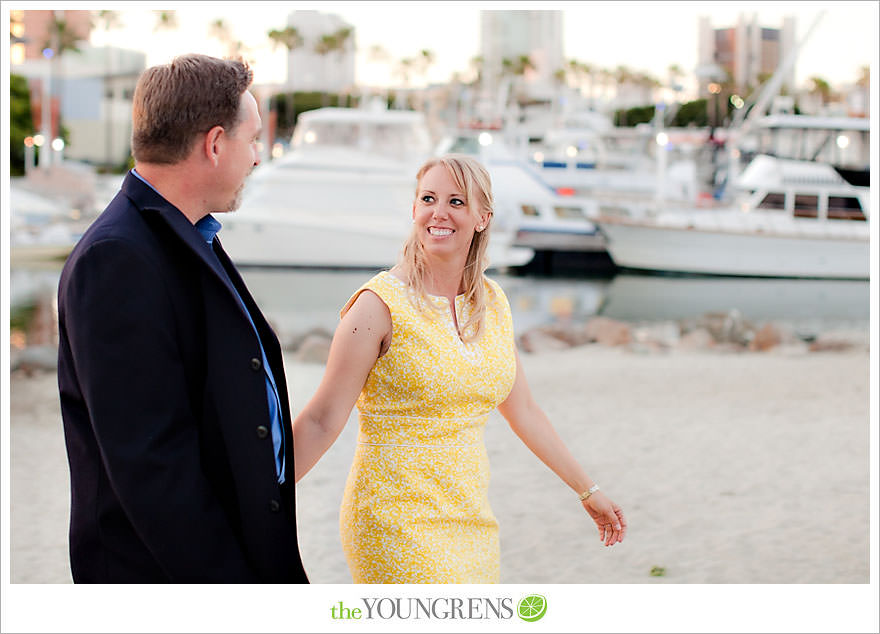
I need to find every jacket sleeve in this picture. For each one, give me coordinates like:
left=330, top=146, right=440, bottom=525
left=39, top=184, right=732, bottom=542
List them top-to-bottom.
left=61, top=236, right=258, bottom=581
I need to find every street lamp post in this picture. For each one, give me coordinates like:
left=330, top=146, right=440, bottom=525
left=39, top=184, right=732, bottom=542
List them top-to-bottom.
left=39, top=49, right=54, bottom=169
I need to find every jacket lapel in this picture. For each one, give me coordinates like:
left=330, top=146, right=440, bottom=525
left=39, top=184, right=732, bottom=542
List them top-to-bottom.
left=120, top=172, right=251, bottom=321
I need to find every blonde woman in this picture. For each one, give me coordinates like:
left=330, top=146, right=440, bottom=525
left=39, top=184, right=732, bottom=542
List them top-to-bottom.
left=293, top=154, right=626, bottom=583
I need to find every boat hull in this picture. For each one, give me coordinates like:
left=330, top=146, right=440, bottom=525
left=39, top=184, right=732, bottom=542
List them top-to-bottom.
left=219, top=211, right=534, bottom=270
left=597, top=221, right=869, bottom=280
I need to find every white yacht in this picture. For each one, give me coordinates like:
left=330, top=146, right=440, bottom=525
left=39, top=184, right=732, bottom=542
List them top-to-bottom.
left=218, top=105, right=533, bottom=270
left=594, top=155, right=870, bottom=279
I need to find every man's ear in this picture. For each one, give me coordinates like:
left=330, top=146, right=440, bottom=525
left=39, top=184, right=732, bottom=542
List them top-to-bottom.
left=204, top=125, right=225, bottom=167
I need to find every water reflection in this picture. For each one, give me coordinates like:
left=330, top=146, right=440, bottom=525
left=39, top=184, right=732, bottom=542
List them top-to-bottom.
left=8, top=265, right=870, bottom=350
left=599, top=274, right=870, bottom=328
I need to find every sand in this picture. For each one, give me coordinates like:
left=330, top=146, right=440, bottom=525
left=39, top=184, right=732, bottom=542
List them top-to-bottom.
left=8, top=340, right=871, bottom=585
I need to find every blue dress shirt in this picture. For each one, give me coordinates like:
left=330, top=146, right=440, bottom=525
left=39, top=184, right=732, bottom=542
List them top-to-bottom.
left=131, top=169, right=286, bottom=483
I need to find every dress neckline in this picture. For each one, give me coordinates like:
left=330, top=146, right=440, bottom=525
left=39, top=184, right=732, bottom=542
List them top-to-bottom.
left=384, top=271, right=466, bottom=304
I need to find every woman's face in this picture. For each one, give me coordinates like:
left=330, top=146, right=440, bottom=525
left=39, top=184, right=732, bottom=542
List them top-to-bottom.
left=412, top=165, right=488, bottom=261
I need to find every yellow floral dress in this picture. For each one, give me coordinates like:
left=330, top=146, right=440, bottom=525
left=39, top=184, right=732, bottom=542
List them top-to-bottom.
left=338, top=271, right=517, bottom=583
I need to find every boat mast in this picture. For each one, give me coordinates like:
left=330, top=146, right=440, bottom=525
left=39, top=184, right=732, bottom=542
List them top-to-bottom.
left=723, top=11, right=826, bottom=192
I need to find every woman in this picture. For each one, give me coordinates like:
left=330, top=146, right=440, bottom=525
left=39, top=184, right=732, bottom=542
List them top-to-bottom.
left=292, top=154, right=626, bottom=583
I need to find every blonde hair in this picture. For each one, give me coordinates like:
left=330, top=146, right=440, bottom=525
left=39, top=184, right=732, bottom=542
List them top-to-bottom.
left=397, top=154, right=494, bottom=342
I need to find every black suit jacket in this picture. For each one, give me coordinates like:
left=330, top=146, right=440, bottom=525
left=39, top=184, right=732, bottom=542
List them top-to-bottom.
left=57, top=172, right=308, bottom=582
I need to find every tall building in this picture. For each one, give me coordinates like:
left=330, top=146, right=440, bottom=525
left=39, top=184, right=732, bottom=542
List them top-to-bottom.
left=284, top=10, right=355, bottom=93
left=479, top=10, right=564, bottom=101
left=697, top=14, right=796, bottom=97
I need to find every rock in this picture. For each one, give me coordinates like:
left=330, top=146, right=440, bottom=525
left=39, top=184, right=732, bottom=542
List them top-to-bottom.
left=697, top=309, right=754, bottom=346
left=583, top=317, right=631, bottom=347
left=632, top=321, right=680, bottom=348
left=537, top=323, right=592, bottom=347
left=750, top=323, right=782, bottom=351
left=283, top=327, right=334, bottom=352
left=678, top=328, right=715, bottom=350
left=518, top=329, right=571, bottom=354
left=292, top=333, right=333, bottom=364
left=808, top=338, right=854, bottom=353
left=627, top=341, right=667, bottom=355
left=11, top=345, right=58, bottom=374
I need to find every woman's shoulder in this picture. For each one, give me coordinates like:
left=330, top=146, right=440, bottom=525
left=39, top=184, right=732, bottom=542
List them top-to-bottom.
left=340, top=270, right=401, bottom=319
left=482, top=275, right=509, bottom=303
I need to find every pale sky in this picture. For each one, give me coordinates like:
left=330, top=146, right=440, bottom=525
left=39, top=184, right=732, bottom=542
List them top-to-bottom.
left=78, top=0, right=877, bottom=96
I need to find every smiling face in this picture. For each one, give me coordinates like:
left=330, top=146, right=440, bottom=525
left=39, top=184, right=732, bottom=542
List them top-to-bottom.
left=412, top=164, right=490, bottom=262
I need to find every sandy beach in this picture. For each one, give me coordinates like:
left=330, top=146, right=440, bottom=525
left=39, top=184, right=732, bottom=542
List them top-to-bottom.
left=8, top=338, right=871, bottom=585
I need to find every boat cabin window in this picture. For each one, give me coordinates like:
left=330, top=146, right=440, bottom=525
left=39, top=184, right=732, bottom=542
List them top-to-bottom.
left=293, top=120, right=429, bottom=160
left=446, top=136, right=481, bottom=155
left=757, top=192, right=786, bottom=210
left=793, top=194, right=819, bottom=218
left=827, top=196, right=867, bottom=221
left=521, top=205, right=540, bottom=217
left=554, top=206, right=585, bottom=219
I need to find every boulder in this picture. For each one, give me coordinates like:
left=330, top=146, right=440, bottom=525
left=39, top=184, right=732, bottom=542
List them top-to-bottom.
left=697, top=309, right=754, bottom=346
left=583, top=317, right=631, bottom=347
left=632, top=321, right=681, bottom=348
left=749, top=323, right=782, bottom=351
left=678, top=328, right=715, bottom=350
left=518, top=329, right=571, bottom=354
left=292, top=333, right=333, bottom=364
left=808, top=338, right=854, bottom=353
left=10, top=345, right=58, bottom=374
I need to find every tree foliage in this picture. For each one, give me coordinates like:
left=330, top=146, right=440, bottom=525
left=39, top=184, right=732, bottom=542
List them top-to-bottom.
left=9, top=74, right=34, bottom=176
left=269, top=91, right=360, bottom=140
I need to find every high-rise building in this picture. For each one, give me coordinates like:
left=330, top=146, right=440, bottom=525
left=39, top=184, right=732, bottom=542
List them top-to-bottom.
left=284, top=10, right=355, bottom=93
left=479, top=10, right=564, bottom=101
left=696, top=14, right=796, bottom=98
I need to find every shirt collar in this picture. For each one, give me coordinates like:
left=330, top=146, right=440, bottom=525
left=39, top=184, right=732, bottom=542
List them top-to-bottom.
left=130, top=167, right=159, bottom=194
left=194, top=214, right=222, bottom=246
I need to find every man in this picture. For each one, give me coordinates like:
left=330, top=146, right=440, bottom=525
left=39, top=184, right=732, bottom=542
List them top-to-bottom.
left=57, top=54, right=308, bottom=582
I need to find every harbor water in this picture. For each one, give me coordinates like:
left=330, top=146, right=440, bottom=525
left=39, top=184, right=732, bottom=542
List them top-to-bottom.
left=9, top=263, right=871, bottom=350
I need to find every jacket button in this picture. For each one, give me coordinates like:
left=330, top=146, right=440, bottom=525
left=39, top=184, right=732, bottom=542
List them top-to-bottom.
left=250, top=357, right=262, bottom=371
left=256, top=425, right=269, bottom=439
left=269, top=499, right=281, bottom=513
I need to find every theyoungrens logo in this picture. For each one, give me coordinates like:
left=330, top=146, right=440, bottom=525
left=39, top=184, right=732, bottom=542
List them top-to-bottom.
left=330, top=595, right=547, bottom=622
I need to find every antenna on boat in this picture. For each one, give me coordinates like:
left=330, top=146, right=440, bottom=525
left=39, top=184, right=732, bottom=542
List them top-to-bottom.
left=720, top=11, right=826, bottom=197
left=731, top=11, right=826, bottom=137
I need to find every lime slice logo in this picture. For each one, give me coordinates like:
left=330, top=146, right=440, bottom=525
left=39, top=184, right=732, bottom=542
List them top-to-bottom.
left=517, top=594, right=547, bottom=622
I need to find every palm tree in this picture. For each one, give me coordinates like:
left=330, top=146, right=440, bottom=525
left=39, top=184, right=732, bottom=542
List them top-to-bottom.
left=92, top=9, right=122, bottom=33
left=91, top=10, right=123, bottom=167
left=153, top=10, right=178, bottom=32
left=209, top=18, right=247, bottom=59
left=268, top=26, right=304, bottom=138
left=268, top=26, right=303, bottom=53
left=313, top=27, right=354, bottom=106
left=412, top=49, right=435, bottom=111
left=415, top=49, right=435, bottom=84
left=468, top=55, right=484, bottom=86
left=393, top=57, right=415, bottom=108
left=667, top=63, right=684, bottom=103
left=808, top=76, right=832, bottom=106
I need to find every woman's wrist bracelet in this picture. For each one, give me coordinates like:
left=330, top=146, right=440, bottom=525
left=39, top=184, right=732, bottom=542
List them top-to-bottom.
left=578, top=484, right=600, bottom=502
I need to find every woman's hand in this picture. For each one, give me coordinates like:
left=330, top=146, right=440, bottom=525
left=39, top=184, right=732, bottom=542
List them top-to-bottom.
left=582, top=492, right=627, bottom=546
